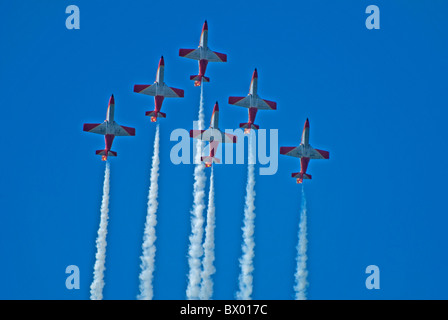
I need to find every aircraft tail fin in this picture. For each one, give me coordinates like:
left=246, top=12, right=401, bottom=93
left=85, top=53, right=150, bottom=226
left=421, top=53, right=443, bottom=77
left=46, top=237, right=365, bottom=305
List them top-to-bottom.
left=190, top=75, right=210, bottom=86
left=145, top=110, right=166, bottom=122
left=239, top=122, right=259, bottom=134
left=96, top=149, right=117, bottom=161
left=201, top=156, right=220, bottom=168
left=292, top=172, right=312, bottom=184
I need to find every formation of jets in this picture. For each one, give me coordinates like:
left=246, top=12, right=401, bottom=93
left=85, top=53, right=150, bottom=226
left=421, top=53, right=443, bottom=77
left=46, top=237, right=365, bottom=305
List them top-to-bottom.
left=83, top=20, right=329, bottom=183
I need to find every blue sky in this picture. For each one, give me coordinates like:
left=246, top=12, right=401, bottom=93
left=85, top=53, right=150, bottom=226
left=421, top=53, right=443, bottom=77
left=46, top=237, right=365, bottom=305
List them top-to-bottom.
left=1, top=0, right=448, bottom=299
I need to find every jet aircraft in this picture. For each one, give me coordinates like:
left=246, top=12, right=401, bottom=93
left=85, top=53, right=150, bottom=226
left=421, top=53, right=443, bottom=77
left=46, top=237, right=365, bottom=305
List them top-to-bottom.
left=179, top=20, right=227, bottom=86
left=134, top=56, right=184, bottom=122
left=228, top=68, right=277, bottom=133
left=83, top=95, right=136, bottom=161
left=190, top=102, right=237, bottom=167
left=280, top=119, right=329, bottom=183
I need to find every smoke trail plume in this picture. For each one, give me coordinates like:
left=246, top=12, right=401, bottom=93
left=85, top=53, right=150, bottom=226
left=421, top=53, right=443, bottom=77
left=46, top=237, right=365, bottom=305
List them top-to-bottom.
left=186, top=82, right=207, bottom=300
left=138, top=124, right=160, bottom=300
left=237, top=135, right=256, bottom=300
left=90, top=161, right=111, bottom=300
left=199, top=167, right=216, bottom=300
left=294, top=185, right=308, bottom=300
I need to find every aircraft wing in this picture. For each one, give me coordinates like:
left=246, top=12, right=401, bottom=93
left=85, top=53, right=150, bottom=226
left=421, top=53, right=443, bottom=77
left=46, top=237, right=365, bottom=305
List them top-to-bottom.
left=179, top=48, right=201, bottom=60
left=205, top=48, right=227, bottom=62
left=134, top=84, right=157, bottom=96
left=160, top=85, right=185, bottom=98
left=228, top=96, right=251, bottom=108
left=228, top=96, right=276, bottom=110
left=254, top=97, right=277, bottom=110
left=83, top=123, right=107, bottom=135
left=112, top=123, right=136, bottom=136
left=190, top=129, right=237, bottom=143
left=190, top=129, right=205, bottom=139
left=223, top=132, right=237, bottom=143
left=280, top=146, right=329, bottom=159
left=280, top=146, right=300, bottom=157
left=311, top=148, right=330, bottom=159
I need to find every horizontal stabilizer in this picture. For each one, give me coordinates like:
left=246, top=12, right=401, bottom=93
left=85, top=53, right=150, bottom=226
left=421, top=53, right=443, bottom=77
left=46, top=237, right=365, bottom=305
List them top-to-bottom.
left=190, top=75, right=210, bottom=86
left=146, top=111, right=166, bottom=122
left=239, top=122, right=259, bottom=133
left=96, top=150, right=117, bottom=157
left=201, top=156, right=220, bottom=167
left=292, top=172, right=312, bottom=184
left=292, top=172, right=312, bottom=179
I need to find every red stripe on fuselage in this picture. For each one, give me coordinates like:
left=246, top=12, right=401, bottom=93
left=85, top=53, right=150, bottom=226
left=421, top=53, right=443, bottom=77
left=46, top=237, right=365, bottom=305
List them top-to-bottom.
left=199, top=59, right=208, bottom=77
left=154, top=96, right=165, bottom=113
left=248, top=107, right=258, bottom=124
left=105, top=134, right=115, bottom=152
left=209, top=140, right=219, bottom=158
left=300, top=157, right=310, bottom=174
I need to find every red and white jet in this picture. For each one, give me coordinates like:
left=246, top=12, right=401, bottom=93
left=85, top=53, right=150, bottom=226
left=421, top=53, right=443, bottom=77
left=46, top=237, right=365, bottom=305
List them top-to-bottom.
left=179, top=20, right=227, bottom=86
left=134, top=56, right=184, bottom=122
left=228, top=68, right=277, bottom=133
left=83, top=95, right=135, bottom=161
left=190, top=102, right=237, bottom=167
left=280, top=119, right=329, bottom=183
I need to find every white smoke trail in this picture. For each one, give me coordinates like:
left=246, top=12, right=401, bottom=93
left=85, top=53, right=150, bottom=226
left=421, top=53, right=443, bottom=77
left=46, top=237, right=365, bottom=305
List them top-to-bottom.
left=186, top=81, right=207, bottom=300
left=195, top=82, right=205, bottom=162
left=138, top=124, right=160, bottom=300
left=237, top=135, right=256, bottom=300
left=90, top=161, right=111, bottom=300
left=199, top=167, right=216, bottom=300
left=294, top=185, right=308, bottom=300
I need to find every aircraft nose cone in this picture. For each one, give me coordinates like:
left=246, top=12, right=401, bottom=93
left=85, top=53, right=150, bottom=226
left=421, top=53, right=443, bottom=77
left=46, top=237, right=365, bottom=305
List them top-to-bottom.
left=203, top=20, right=208, bottom=31
left=159, top=56, right=165, bottom=66
left=253, top=68, right=258, bottom=79
left=109, top=94, right=115, bottom=105
left=213, top=101, right=219, bottom=112
left=304, top=118, right=310, bottom=128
